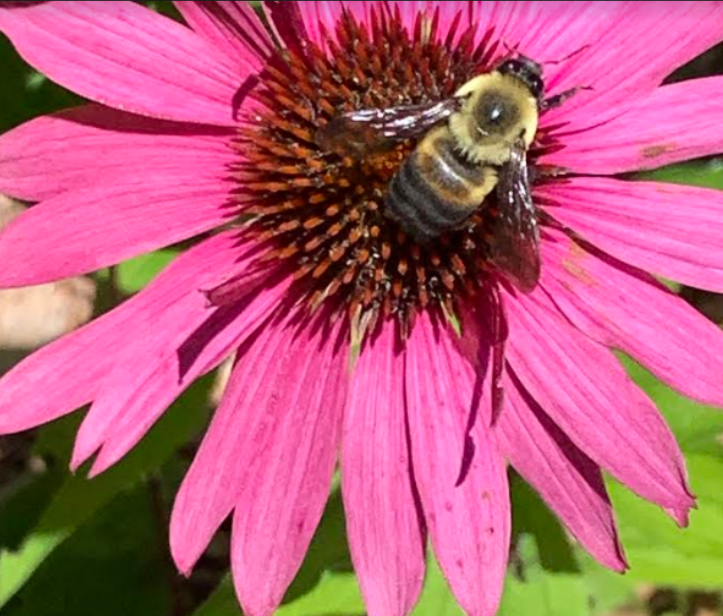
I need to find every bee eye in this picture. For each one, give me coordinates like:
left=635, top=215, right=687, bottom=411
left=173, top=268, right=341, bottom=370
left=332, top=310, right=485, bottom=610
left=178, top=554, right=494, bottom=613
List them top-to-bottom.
left=529, top=76, right=544, bottom=99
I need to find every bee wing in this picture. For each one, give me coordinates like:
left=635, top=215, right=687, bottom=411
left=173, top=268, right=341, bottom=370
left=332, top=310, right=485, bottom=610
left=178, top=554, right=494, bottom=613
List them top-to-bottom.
left=315, top=99, right=461, bottom=159
left=489, top=138, right=540, bottom=293
left=489, top=283, right=508, bottom=424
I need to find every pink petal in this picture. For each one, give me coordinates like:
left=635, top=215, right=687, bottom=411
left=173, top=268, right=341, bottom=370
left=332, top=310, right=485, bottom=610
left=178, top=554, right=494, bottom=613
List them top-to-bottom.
left=289, top=0, right=625, bottom=96
left=290, top=0, right=339, bottom=49
left=295, top=0, right=619, bottom=71
left=413, top=0, right=619, bottom=63
left=0, top=1, right=245, bottom=126
left=173, top=1, right=273, bottom=73
left=263, top=1, right=310, bottom=55
left=289, top=1, right=383, bottom=51
left=392, top=1, right=433, bottom=28
left=542, top=1, right=723, bottom=134
left=291, top=2, right=442, bottom=52
left=471, top=2, right=624, bottom=74
left=543, top=77, right=723, bottom=174
left=0, top=104, right=234, bottom=202
left=0, top=168, right=236, bottom=288
left=542, top=177, right=723, bottom=292
left=541, top=230, right=723, bottom=409
left=0, top=231, right=244, bottom=434
left=73, top=267, right=292, bottom=476
left=504, top=288, right=694, bottom=515
left=171, top=311, right=347, bottom=616
left=406, top=313, right=510, bottom=616
left=229, top=315, right=348, bottom=616
left=342, top=322, right=426, bottom=616
left=496, top=372, right=627, bottom=572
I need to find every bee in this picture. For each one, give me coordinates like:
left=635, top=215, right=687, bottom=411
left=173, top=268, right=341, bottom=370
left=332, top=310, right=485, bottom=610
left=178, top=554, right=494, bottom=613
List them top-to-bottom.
left=316, top=55, right=582, bottom=294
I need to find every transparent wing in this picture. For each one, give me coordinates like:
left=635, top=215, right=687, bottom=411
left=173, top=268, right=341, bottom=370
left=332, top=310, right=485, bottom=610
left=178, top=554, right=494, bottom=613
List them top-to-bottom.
left=315, top=99, right=461, bottom=159
left=489, top=138, right=540, bottom=293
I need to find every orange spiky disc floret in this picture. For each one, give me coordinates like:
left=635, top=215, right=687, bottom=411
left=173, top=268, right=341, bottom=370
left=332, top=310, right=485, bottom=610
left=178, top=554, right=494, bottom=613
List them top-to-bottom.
left=233, top=6, right=527, bottom=334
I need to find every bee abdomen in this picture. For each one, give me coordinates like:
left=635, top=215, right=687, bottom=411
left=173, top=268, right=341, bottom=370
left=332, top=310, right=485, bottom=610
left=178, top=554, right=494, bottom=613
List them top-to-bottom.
left=384, top=130, right=497, bottom=242
left=384, top=158, right=462, bottom=242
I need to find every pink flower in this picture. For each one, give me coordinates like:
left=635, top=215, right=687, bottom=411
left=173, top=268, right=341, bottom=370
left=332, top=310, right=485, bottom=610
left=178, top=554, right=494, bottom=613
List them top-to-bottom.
left=2, top=1, right=723, bottom=615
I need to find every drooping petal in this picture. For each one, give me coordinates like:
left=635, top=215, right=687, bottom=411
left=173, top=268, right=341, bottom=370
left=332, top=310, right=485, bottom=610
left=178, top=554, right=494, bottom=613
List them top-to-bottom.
left=0, top=1, right=245, bottom=126
left=173, top=1, right=273, bottom=72
left=542, top=1, right=723, bottom=134
left=543, top=77, right=723, bottom=174
left=0, top=104, right=234, bottom=202
left=0, top=168, right=236, bottom=288
left=542, top=177, right=723, bottom=292
left=540, top=230, right=723, bottom=409
left=0, top=231, right=243, bottom=434
left=72, top=266, right=293, bottom=476
left=504, top=288, right=694, bottom=516
left=171, top=310, right=347, bottom=616
left=406, top=313, right=510, bottom=616
left=230, top=315, right=348, bottom=616
left=342, top=322, right=426, bottom=616
left=496, top=372, right=627, bottom=572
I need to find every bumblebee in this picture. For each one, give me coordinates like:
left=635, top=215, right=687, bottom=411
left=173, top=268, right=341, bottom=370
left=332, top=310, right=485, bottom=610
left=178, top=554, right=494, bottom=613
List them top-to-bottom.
left=316, top=55, right=581, bottom=293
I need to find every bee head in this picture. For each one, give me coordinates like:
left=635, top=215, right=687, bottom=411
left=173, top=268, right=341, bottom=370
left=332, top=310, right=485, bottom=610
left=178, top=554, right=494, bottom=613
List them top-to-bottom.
left=497, top=56, right=544, bottom=102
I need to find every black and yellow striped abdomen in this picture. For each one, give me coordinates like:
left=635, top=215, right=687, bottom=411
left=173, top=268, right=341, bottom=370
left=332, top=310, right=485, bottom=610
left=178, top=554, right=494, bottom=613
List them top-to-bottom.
left=384, top=127, right=498, bottom=243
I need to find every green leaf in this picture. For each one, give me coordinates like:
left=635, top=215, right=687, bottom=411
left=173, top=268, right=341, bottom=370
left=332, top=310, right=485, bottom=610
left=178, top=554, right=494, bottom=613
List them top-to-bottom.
left=144, top=0, right=183, bottom=20
left=0, top=39, right=80, bottom=133
left=636, top=158, right=723, bottom=190
left=116, top=249, right=180, bottom=294
left=621, top=356, right=723, bottom=455
left=0, top=375, right=213, bottom=607
left=32, top=413, right=84, bottom=465
left=608, top=454, right=723, bottom=588
left=0, top=469, right=63, bottom=551
left=510, top=474, right=578, bottom=573
left=412, top=476, right=584, bottom=616
left=497, top=477, right=592, bottom=616
left=3, top=486, right=172, bottom=616
left=190, top=487, right=362, bottom=616
left=283, top=489, right=354, bottom=603
left=498, top=535, right=590, bottom=616
left=621, top=549, right=723, bottom=588
left=577, top=553, right=637, bottom=616
left=412, top=554, right=464, bottom=616
left=192, top=572, right=364, bottom=616
left=278, top=572, right=364, bottom=616
left=499, top=572, right=591, bottom=616
left=191, top=577, right=241, bottom=616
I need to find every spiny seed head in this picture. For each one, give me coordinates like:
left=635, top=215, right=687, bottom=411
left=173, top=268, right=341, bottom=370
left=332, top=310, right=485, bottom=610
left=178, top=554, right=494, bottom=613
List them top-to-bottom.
left=232, top=6, right=552, bottom=334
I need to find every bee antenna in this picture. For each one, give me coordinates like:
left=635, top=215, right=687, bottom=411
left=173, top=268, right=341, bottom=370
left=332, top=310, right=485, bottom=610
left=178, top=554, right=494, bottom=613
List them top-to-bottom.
left=499, top=40, right=522, bottom=62
left=542, top=44, right=591, bottom=66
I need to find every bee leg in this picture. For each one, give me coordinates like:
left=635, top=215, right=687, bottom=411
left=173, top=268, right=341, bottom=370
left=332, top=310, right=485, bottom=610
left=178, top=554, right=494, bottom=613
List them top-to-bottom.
left=540, top=85, right=593, bottom=111
left=528, top=164, right=570, bottom=184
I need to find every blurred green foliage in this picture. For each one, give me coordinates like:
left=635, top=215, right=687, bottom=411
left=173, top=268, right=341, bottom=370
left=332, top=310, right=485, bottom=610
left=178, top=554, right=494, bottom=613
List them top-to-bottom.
left=1, top=3, right=723, bottom=616
left=0, top=53, right=79, bottom=134
left=116, top=249, right=180, bottom=294
left=0, top=374, right=214, bottom=611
